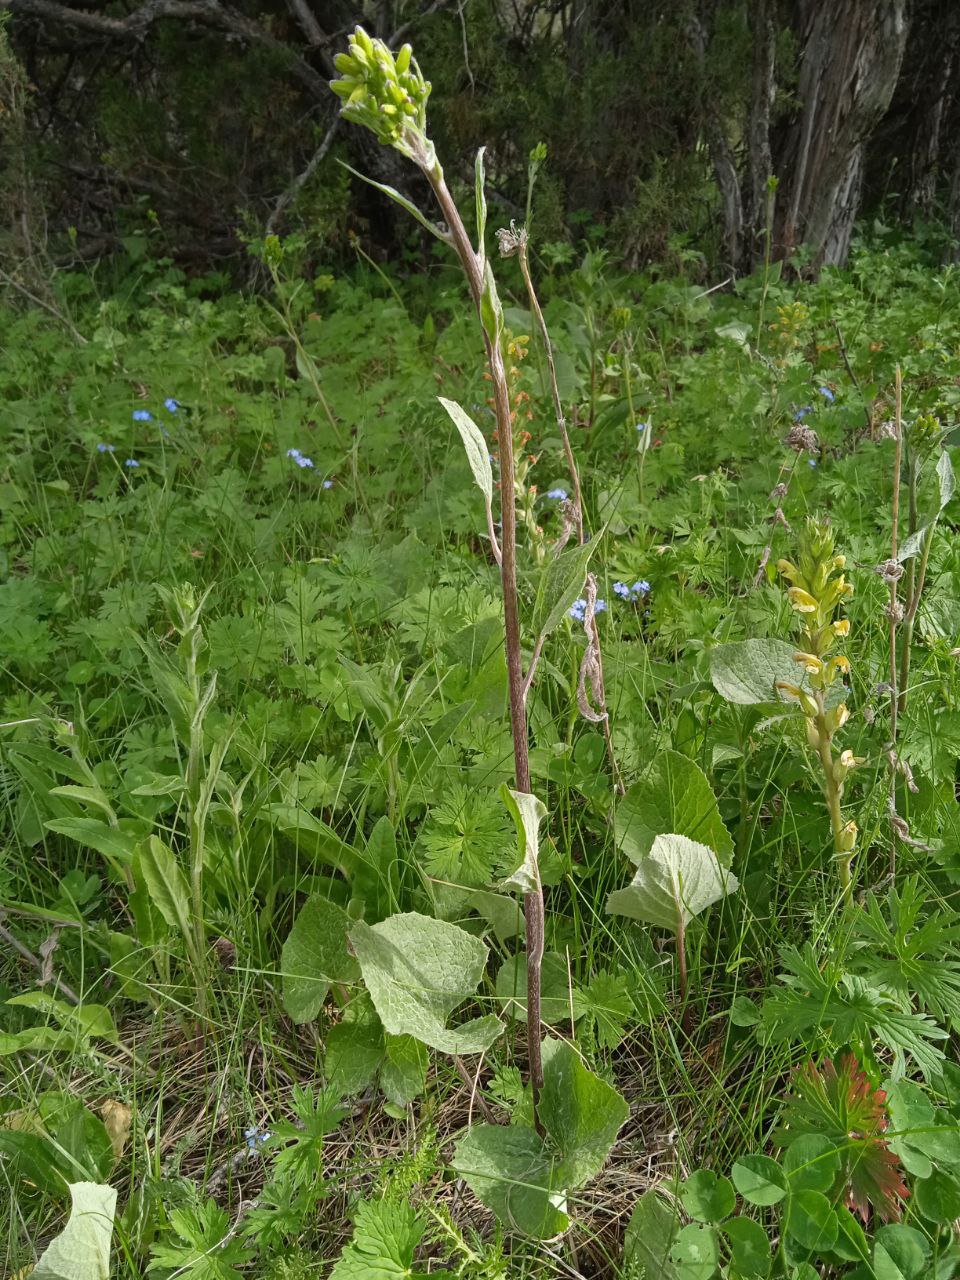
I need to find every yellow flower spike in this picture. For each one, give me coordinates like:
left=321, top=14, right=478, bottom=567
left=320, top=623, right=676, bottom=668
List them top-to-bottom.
left=787, top=587, right=819, bottom=614
left=832, top=619, right=850, bottom=638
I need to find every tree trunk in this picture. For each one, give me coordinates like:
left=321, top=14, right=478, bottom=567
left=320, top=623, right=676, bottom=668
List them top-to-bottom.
left=742, top=0, right=776, bottom=270
left=772, top=0, right=909, bottom=270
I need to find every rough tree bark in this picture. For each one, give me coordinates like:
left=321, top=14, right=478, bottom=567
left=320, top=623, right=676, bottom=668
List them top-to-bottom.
left=771, top=0, right=909, bottom=270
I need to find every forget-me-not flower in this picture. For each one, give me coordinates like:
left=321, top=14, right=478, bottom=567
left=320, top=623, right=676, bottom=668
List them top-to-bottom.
left=818, top=386, right=835, bottom=403
left=164, top=398, right=180, bottom=413
left=794, top=405, right=813, bottom=422
left=132, top=409, right=152, bottom=422
left=636, top=420, right=651, bottom=435
left=96, top=442, right=115, bottom=454
left=286, top=448, right=302, bottom=458
left=296, top=455, right=314, bottom=469
left=124, top=458, right=140, bottom=468
left=808, top=458, right=818, bottom=467
left=322, top=479, right=334, bottom=489
left=546, top=487, right=568, bottom=501
left=613, top=582, right=630, bottom=599
left=569, top=598, right=587, bottom=622
left=244, top=1125, right=271, bottom=1153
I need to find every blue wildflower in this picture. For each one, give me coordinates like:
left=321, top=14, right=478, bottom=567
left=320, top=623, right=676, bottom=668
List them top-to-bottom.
left=818, top=386, right=835, bottom=403
left=164, top=398, right=180, bottom=413
left=794, top=405, right=813, bottom=422
left=132, top=409, right=152, bottom=422
left=636, top=420, right=652, bottom=436
left=96, top=442, right=115, bottom=454
left=286, top=448, right=302, bottom=458
left=296, top=455, right=314, bottom=469
left=124, top=458, right=140, bottom=468
left=808, top=458, right=817, bottom=467
left=322, top=479, right=334, bottom=490
left=546, top=487, right=568, bottom=500
left=633, top=580, right=651, bottom=596
left=613, top=582, right=630, bottom=598
left=595, top=598, right=607, bottom=613
left=569, top=599, right=587, bottom=622
left=244, top=1125, right=271, bottom=1153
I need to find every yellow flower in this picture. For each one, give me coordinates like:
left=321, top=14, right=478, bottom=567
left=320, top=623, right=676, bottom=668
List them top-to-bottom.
left=787, top=587, right=818, bottom=614
left=832, top=619, right=850, bottom=638
left=793, top=652, right=824, bottom=676
left=828, top=655, right=851, bottom=676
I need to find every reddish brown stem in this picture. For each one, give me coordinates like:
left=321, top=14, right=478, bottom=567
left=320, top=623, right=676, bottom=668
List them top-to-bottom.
left=423, top=160, right=544, bottom=1114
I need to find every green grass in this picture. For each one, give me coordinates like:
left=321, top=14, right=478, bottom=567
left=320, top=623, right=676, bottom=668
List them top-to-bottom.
left=1, top=228, right=960, bottom=1278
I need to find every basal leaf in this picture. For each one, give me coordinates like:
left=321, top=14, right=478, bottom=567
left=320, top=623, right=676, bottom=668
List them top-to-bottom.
left=709, top=638, right=806, bottom=706
left=615, top=750, right=733, bottom=866
left=606, top=833, right=739, bottom=934
left=281, top=894, right=358, bottom=1023
left=349, top=912, right=502, bottom=1055
left=539, top=1037, right=629, bottom=1186
left=452, top=1123, right=566, bottom=1238
left=32, top=1181, right=117, bottom=1280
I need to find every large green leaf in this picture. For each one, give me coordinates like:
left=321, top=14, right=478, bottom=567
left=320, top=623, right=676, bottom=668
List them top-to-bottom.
left=898, top=449, right=955, bottom=563
left=709, top=639, right=805, bottom=705
left=615, top=751, right=733, bottom=866
left=260, top=803, right=359, bottom=876
left=606, top=833, right=739, bottom=934
left=281, top=894, right=358, bottom=1024
left=349, top=912, right=502, bottom=1055
left=452, top=1036, right=628, bottom=1238
left=539, top=1037, right=629, bottom=1186
left=451, top=1124, right=565, bottom=1237
left=31, top=1181, right=117, bottom=1280
left=623, top=1190, right=684, bottom=1278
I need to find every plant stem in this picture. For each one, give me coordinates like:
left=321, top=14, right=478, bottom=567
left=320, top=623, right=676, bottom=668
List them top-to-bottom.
left=423, top=160, right=544, bottom=1112
left=517, top=237, right=623, bottom=795
left=517, top=244, right=583, bottom=540
left=888, top=368, right=902, bottom=880
left=814, top=699, right=851, bottom=901
left=676, top=916, right=692, bottom=1035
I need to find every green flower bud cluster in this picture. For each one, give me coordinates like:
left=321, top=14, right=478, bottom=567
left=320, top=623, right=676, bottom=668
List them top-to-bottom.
left=331, top=26, right=432, bottom=162
left=907, top=412, right=944, bottom=456
left=774, top=519, right=862, bottom=895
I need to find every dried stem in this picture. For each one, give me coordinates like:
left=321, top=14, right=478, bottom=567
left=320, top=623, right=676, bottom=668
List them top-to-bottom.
left=516, top=233, right=623, bottom=794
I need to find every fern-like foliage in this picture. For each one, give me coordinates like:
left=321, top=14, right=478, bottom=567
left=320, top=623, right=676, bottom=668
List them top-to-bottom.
left=847, top=876, right=960, bottom=1023
left=761, top=943, right=948, bottom=1079
left=777, top=1055, right=908, bottom=1222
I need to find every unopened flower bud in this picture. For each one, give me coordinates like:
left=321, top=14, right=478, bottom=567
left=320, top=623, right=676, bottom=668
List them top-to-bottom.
left=838, top=820, right=858, bottom=852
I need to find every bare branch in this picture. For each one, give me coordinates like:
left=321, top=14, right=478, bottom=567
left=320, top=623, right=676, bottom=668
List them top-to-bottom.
left=1, top=0, right=331, bottom=96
